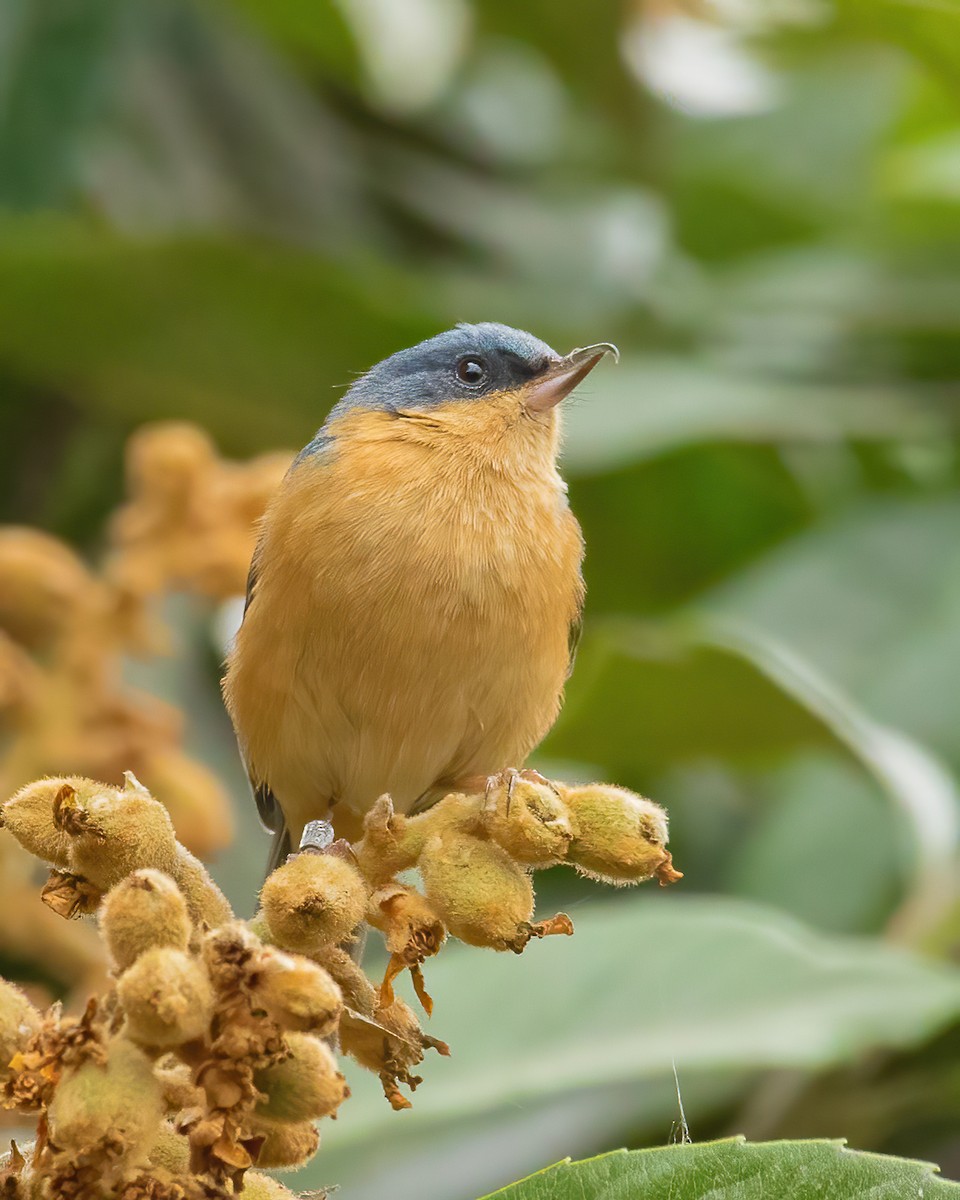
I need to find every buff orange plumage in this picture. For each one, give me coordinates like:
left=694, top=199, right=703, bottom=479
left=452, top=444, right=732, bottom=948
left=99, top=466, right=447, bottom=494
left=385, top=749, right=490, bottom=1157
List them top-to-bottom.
left=222, top=323, right=616, bottom=871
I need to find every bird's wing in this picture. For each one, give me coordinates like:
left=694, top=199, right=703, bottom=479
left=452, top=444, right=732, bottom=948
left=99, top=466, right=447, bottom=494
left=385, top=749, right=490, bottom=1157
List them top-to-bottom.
left=235, top=435, right=335, bottom=874
left=243, top=540, right=262, bottom=614
left=239, top=545, right=291, bottom=872
left=566, top=602, right=583, bottom=678
left=262, top=807, right=292, bottom=875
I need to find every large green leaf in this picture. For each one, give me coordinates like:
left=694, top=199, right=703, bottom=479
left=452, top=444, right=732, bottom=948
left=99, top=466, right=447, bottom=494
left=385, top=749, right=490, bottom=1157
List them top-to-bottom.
left=0, top=0, right=122, bottom=207
left=837, top=0, right=960, bottom=93
left=0, top=218, right=430, bottom=452
left=561, top=357, right=954, bottom=475
left=569, top=443, right=814, bottom=615
left=702, top=497, right=960, bottom=769
left=542, top=615, right=956, bottom=926
left=547, top=619, right=842, bottom=775
left=721, top=753, right=902, bottom=934
left=303, top=897, right=960, bottom=1199
left=480, top=1139, right=960, bottom=1199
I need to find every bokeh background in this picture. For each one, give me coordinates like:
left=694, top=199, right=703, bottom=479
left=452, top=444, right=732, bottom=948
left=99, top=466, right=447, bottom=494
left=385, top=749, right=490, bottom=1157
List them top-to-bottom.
left=3, top=0, right=960, bottom=1196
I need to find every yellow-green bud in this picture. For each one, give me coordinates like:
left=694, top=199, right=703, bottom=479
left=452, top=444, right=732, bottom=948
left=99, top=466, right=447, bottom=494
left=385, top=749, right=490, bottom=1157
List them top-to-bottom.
left=61, top=774, right=179, bottom=889
left=482, top=777, right=574, bottom=867
left=1, top=778, right=75, bottom=866
left=561, top=784, right=671, bottom=884
left=352, top=794, right=425, bottom=885
left=419, top=831, right=534, bottom=951
left=171, top=848, right=233, bottom=929
left=260, top=852, right=366, bottom=953
left=100, top=869, right=191, bottom=972
left=247, top=911, right=272, bottom=943
left=118, top=947, right=213, bottom=1047
left=253, top=948, right=342, bottom=1037
left=0, top=980, right=40, bottom=1083
left=253, top=1033, right=347, bottom=1122
left=47, top=1036, right=162, bottom=1160
left=155, top=1061, right=201, bottom=1112
left=252, top=1118, right=320, bottom=1169
left=148, top=1122, right=190, bottom=1174
left=240, top=1173, right=300, bottom=1199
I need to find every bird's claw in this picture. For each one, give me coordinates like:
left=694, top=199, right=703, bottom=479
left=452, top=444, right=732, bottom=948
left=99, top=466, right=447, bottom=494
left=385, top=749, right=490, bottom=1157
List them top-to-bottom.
left=484, top=767, right=559, bottom=816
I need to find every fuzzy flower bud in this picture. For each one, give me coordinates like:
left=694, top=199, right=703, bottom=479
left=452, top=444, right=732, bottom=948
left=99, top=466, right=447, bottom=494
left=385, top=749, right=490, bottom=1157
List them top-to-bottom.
left=0, top=527, right=97, bottom=649
left=56, top=774, right=179, bottom=889
left=481, top=776, right=575, bottom=867
left=1, top=778, right=75, bottom=867
left=560, top=783, right=680, bottom=885
left=352, top=794, right=425, bottom=885
left=419, top=830, right=534, bottom=952
left=171, top=849, right=234, bottom=929
left=259, top=851, right=366, bottom=953
left=100, top=869, right=191, bottom=973
left=117, top=947, right=213, bottom=1047
left=253, top=947, right=342, bottom=1037
left=0, top=980, right=40, bottom=1084
left=253, top=1033, right=347, bottom=1123
left=47, top=1035, right=163, bottom=1160
left=252, top=1118, right=320, bottom=1169
left=148, top=1122, right=190, bottom=1174
left=240, top=1173, right=301, bottom=1200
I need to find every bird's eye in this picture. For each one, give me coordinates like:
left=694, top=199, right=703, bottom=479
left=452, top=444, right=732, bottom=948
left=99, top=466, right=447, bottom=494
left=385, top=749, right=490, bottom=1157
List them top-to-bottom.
left=456, top=357, right=487, bottom=387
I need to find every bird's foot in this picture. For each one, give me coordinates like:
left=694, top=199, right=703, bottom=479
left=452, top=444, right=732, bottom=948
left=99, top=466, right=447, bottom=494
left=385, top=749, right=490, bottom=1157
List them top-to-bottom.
left=484, top=767, right=559, bottom=816
left=298, top=819, right=335, bottom=852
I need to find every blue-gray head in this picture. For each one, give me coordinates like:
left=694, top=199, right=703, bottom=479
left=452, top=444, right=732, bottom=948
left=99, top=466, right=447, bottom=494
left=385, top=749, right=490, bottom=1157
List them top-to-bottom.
left=329, top=322, right=617, bottom=420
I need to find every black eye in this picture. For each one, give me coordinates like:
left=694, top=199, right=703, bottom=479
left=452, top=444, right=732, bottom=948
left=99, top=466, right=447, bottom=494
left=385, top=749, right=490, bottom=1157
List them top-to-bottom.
left=456, top=357, right=487, bottom=387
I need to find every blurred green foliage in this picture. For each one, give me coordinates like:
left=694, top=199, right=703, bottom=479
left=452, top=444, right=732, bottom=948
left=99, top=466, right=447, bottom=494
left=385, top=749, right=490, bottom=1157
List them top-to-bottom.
left=4, top=0, right=960, bottom=1195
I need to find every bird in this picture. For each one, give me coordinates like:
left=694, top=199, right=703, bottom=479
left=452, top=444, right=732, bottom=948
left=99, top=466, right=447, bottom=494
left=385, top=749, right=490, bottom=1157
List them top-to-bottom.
left=222, top=322, right=617, bottom=874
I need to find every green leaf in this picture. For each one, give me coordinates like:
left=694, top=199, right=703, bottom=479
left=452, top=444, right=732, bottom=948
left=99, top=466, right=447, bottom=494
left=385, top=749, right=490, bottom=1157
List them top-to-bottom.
left=0, top=0, right=122, bottom=207
left=225, top=0, right=361, bottom=83
left=837, top=0, right=960, bottom=95
left=0, top=217, right=431, bottom=452
left=561, top=357, right=957, bottom=476
left=569, top=443, right=814, bottom=614
left=701, top=497, right=960, bottom=771
left=546, top=619, right=842, bottom=775
left=722, top=754, right=902, bottom=934
left=307, top=897, right=960, bottom=1198
left=480, top=1138, right=960, bottom=1199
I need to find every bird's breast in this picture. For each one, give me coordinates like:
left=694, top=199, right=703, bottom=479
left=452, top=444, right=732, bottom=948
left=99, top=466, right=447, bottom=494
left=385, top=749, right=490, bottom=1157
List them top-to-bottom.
left=226, top=417, right=583, bottom=827
left=297, top=427, right=580, bottom=610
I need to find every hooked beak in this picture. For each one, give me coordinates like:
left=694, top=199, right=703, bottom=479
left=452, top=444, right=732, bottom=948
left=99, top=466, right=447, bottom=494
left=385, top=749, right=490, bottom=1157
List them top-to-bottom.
left=524, top=342, right=619, bottom=413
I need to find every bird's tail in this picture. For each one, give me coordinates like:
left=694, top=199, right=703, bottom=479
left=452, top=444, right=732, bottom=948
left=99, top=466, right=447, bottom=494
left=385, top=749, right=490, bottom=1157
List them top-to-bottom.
left=264, top=823, right=292, bottom=880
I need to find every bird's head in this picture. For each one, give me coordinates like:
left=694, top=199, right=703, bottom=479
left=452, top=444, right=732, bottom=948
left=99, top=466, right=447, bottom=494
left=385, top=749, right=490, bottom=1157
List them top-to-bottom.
left=323, top=323, right=617, bottom=470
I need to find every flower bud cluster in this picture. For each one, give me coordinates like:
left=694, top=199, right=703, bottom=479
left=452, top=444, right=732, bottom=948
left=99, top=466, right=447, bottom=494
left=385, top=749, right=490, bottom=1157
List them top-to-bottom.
left=0, top=421, right=288, bottom=1002
left=0, top=523, right=234, bottom=868
left=0, top=766, right=679, bottom=1197
left=253, top=772, right=679, bottom=1106
left=352, top=772, right=681, bottom=956
left=1, top=773, right=232, bottom=928
left=0, top=777, right=351, bottom=1199
left=251, top=846, right=451, bottom=1111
